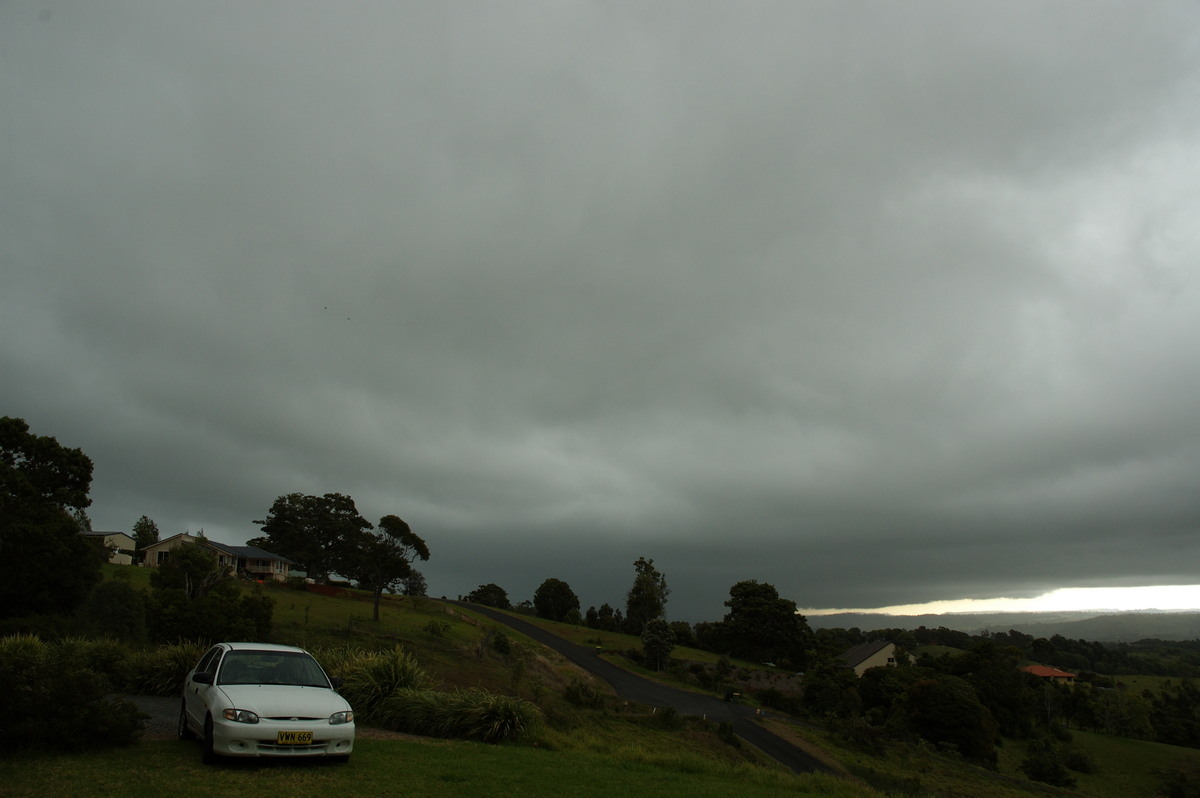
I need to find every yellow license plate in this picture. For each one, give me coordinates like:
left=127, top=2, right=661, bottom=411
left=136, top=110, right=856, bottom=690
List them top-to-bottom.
left=277, top=730, right=313, bottom=745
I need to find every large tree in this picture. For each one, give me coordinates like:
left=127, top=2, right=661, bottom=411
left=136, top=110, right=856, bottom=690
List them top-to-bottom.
left=0, top=417, right=103, bottom=617
left=250, top=492, right=373, bottom=581
left=131, top=515, right=159, bottom=563
left=343, top=515, right=429, bottom=622
left=624, top=556, right=669, bottom=635
left=533, top=578, right=580, bottom=623
left=716, top=580, right=812, bottom=668
left=466, top=583, right=511, bottom=609
left=641, top=618, right=676, bottom=671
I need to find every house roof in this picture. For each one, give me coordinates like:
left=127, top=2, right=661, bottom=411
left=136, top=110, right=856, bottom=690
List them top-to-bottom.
left=80, top=530, right=134, bottom=543
left=138, top=532, right=294, bottom=564
left=205, top=539, right=296, bottom=564
left=840, top=640, right=893, bottom=668
left=1021, top=665, right=1077, bottom=679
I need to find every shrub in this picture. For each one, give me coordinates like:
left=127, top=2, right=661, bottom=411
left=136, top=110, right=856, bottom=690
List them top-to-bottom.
left=76, top=580, right=147, bottom=642
left=423, top=620, right=450, bottom=638
left=0, top=634, right=143, bottom=751
left=52, top=636, right=130, bottom=683
left=120, top=640, right=206, bottom=696
left=337, top=645, right=433, bottom=720
left=564, top=677, right=604, bottom=708
left=756, top=687, right=784, bottom=709
left=376, top=688, right=543, bottom=743
left=1020, top=738, right=1077, bottom=788
left=1064, top=747, right=1099, bottom=774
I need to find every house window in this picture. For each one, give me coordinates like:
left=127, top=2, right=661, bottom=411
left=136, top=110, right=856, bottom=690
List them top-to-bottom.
left=157, top=551, right=170, bottom=565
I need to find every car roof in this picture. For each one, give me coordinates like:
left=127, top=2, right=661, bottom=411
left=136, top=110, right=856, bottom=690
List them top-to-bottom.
left=220, top=642, right=310, bottom=654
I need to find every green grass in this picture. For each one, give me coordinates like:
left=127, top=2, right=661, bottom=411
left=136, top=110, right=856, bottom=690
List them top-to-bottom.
left=81, top=566, right=1200, bottom=797
left=1063, top=729, right=1200, bottom=798
left=0, top=739, right=875, bottom=798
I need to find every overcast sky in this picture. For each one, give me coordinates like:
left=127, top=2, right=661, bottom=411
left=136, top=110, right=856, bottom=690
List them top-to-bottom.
left=4, top=2, right=1200, bottom=622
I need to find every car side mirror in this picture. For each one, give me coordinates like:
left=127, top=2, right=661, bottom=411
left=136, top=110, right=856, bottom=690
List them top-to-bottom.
left=192, top=672, right=213, bottom=684
left=329, top=676, right=344, bottom=689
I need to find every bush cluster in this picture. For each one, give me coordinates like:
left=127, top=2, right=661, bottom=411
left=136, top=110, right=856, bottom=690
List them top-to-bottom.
left=0, top=634, right=144, bottom=752
left=317, top=644, right=541, bottom=744
left=327, top=645, right=434, bottom=720
left=375, top=688, right=543, bottom=743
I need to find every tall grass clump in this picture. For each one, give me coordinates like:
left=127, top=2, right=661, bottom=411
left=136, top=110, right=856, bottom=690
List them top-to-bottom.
left=51, top=636, right=129, bottom=680
left=121, top=640, right=207, bottom=696
left=336, top=645, right=434, bottom=720
left=377, top=687, right=543, bottom=743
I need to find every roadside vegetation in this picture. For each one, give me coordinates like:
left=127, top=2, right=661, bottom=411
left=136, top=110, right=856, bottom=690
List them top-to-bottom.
left=5, top=416, right=1200, bottom=796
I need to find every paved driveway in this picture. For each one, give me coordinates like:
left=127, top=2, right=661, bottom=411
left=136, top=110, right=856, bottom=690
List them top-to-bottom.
left=448, top=601, right=835, bottom=776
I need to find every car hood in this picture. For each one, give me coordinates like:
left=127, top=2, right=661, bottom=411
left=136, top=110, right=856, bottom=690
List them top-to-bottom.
left=215, top=685, right=353, bottom=719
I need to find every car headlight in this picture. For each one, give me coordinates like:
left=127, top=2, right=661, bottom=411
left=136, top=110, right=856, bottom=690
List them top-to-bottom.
left=222, top=708, right=260, bottom=724
left=329, top=710, right=354, bottom=725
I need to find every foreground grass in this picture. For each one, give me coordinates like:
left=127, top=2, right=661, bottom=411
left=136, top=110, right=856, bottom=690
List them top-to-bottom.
left=1, top=739, right=874, bottom=798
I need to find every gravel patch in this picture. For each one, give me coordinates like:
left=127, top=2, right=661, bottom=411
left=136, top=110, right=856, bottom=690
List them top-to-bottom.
left=124, top=695, right=180, bottom=741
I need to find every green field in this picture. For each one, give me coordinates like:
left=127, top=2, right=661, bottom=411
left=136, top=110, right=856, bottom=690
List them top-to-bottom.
left=64, top=565, right=1200, bottom=797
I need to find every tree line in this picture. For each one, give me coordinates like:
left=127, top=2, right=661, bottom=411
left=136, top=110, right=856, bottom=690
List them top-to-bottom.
left=7, top=414, right=1200, bottom=775
left=0, top=417, right=429, bottom=641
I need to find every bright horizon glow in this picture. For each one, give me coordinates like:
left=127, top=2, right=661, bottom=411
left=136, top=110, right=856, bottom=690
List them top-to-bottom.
left=800, top=585, right=1200, bottom=616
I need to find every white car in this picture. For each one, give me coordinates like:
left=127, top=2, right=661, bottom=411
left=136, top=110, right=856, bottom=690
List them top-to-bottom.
left=179, top=642, right=355, bottom=763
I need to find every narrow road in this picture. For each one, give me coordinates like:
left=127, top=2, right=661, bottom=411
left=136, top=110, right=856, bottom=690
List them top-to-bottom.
left=448, top=601, right=835, bottom=776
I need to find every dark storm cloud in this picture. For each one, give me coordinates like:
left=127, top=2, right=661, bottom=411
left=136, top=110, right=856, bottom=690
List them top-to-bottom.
left=3, top=2, right=1199, bottom=620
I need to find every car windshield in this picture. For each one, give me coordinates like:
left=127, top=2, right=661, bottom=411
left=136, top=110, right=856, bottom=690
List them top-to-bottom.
left=216, top=650, right=331, bottom=687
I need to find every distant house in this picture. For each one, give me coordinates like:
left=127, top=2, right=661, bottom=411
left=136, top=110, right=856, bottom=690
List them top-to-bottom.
left=80, top=531, right=136, bottom=565
left=140, top=533, right=294, bottom=582
left=205, top=540, right=295, bottom=582
left=840, top=641, right=898, bottom=676
left=1021, top=665, right=1076, bottom=684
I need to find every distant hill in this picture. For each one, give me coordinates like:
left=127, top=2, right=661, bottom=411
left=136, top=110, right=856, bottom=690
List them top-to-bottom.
left=805, top=610, right=1200, bottom=642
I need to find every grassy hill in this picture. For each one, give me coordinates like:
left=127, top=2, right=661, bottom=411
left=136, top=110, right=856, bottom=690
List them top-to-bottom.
left=75, top=565, right=1200, bottom=797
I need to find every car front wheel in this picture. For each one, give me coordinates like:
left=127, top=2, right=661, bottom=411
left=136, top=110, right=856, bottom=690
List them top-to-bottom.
left=177, top=700, right=195, bottom=741
left=202, top=714, right=219, bottom=764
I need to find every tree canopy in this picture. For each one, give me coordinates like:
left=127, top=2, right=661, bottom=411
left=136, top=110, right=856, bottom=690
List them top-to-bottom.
left=0, top=416, right=103, bottom=618
left=250, top=492, right=373, bottom=581
left=342, top=514, right=429, bottom=621
left=131, top=515, right=159, bottom=561
left=624, top=556, right=669, bottom=635
left=533, top=578, right=580, bottom=623
left=713, top=580, right=812, bottom=668
left=467, top=583, right=511, bottom=609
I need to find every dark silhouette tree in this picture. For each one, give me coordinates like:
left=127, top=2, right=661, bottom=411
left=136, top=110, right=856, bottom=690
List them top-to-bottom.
left=0, top=416, right=103, bottom=618
left=251, top=492, right=373, bottom=582
left=131, top=515, right=159, bottom=563
left=344, top=515, right=429, bottom=622
left=624, top=557, right=669, bottom=635
left=402, top=569, right=427, bottom=597
left=533, top=578, right=580, bottom=623
left=717, top=580, right=812, bottom=668
left=467, top=583, right=511, bottom=609
left=641, top=618, right=676, bottom=671
left=898, top=675, right=998, bottom=766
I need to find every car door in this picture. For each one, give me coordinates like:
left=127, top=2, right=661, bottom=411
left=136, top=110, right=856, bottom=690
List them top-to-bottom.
left=184, top=645, right=225, bottom=731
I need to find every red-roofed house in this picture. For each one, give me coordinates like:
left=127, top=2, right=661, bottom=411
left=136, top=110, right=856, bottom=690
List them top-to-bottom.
left=1021, top=665, right=1076, bottom=684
